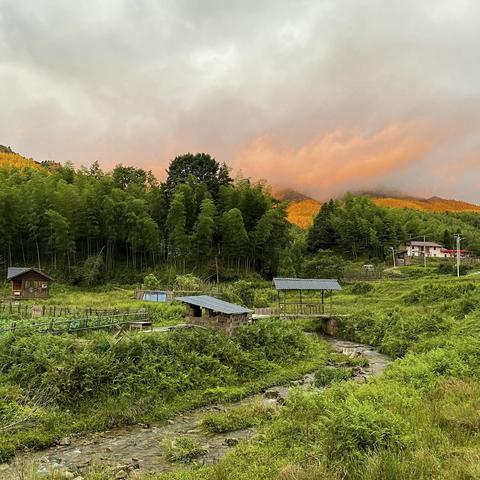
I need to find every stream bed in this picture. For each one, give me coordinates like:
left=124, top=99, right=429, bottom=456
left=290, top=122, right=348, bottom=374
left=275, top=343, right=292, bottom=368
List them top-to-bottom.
left=0, top=337, right=391, bottom=479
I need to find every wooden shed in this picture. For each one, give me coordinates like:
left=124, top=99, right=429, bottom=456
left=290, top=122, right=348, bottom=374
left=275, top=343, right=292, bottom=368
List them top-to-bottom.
left=7, top=267, right=53, bottom=299
left=175, top=295, right=251, bottom=335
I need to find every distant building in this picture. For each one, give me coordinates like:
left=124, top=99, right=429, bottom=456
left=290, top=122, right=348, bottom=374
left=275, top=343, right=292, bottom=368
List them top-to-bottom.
left=405, top=241, right=473, bottom=259
left=407, top=241, right=445, bottom=258
left=7, top=267, right=53, bottom=299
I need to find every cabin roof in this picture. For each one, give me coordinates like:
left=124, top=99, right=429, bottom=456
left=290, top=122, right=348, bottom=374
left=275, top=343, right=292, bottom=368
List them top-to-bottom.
left=7, top=267, right=53, bottom=281
left=273, top=277, right=342, bottom=291
left=175, top=295, right=251, bottom=315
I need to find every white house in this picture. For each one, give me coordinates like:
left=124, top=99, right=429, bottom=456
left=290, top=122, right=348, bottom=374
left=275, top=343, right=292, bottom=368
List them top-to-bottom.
left=406, top=241, right=449, bottom=258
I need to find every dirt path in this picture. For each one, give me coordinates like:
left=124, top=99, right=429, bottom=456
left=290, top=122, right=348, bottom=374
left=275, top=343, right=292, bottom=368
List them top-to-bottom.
left=0, top=337, right=391, bottom=479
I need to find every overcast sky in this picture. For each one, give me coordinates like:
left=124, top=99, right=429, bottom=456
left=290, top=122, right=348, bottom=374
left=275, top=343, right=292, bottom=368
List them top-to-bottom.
left=1, top=0, right=479, bottom=201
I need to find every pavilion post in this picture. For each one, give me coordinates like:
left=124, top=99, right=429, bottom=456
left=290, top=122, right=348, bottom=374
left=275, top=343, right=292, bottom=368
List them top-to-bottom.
left=299, top=289, right=303, bottom=314
left=321, top=289, right=325, bottom=314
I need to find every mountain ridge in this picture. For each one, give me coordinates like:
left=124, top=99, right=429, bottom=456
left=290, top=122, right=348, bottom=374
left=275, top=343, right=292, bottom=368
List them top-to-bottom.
left=274, top=188, right=480, bottom=228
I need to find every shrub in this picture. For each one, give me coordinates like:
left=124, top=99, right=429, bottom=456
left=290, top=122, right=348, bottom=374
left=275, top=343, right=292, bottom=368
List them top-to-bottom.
left=303, top=250, right=345, bottom=281
left=437, top=262, right=454, bottom=275
left=143, top=273, right=161, bottom=290
left=174, top=274, right=202, bottom=292
left=231, top=280, right=255, bottom=307
left=351, top=282, right=374, bottom=295
left=403, top=282, right=477, bottom=304
left=253, top=288, right=277, bottom=308
left=234, top=319, right=311, bottom=363
left=314, top=366, right=353, bottom=387
left=201, top=401, right=277, bottom=433
left=163, top=435, right=207, bottom=463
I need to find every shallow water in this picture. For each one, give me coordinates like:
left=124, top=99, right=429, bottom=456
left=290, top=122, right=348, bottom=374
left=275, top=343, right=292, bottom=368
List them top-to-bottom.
left=0, top=336, right=391, bottom=478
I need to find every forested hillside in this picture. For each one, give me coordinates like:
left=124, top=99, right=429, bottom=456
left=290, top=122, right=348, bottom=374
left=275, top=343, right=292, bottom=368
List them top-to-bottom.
left=0, top=145, right=43, bottom=171
left=2, top=147, right=480, bottom=284
left=0, top=151, right=289, bottom=282
left=283, top=192, right=480, bottom=228
left=307, top=195, right=480, bottom=259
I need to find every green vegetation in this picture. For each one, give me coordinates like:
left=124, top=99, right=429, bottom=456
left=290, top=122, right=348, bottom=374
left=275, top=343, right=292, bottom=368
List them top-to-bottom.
left=3, top=152, right=480, bottom=479
left=0, top=153, right=290, bottom=283
left=307, top=194, right=480, bottom=260
left=140, top=275, right=480, bottom=480
left=0, top=319, right=328, bottom=462
left=314, top=365, right=353, bottom=387
left=201, top=401, right=277, bottom=434
left=163, top=436, right=208, bottom=464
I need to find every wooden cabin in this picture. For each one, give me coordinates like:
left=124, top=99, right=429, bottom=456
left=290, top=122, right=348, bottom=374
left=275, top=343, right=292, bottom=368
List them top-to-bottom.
left=7, top=267, right=53, bottom=299
left=175, top=295, right=251, bottom=335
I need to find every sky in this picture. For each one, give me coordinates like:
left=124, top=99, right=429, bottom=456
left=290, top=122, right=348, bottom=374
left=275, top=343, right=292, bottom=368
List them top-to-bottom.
left=1, top=0, right=480, bottom=202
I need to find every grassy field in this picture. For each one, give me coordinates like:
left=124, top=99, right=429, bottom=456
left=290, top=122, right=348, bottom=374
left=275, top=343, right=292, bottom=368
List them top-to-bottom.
left=2, top=270, right=480, bottom=479
left=147, top=272, right=480, bottom=480
left=0, top=319, right=329, bottom=464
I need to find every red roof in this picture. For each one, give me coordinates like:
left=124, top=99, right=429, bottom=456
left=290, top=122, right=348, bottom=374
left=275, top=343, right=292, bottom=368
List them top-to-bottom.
left=440, top=249, right=471, bottom=254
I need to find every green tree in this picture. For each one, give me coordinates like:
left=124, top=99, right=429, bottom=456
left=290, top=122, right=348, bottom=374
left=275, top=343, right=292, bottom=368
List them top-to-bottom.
left=164, top=153, right=231, bottom=199
left=167, top=192, right=190, bottom=267
left=193, top=198, right=216, bottom=265
left=221, top=208, right=249, bottom=270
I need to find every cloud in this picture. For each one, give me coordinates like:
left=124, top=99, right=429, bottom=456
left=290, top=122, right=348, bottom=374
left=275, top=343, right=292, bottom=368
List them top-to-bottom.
left=1, top=0, right=480, bottom=201
left=235, top=124, right=437, bottom=199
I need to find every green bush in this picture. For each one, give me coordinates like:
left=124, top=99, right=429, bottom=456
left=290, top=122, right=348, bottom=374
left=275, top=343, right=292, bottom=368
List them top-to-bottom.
left=303, top=250, right=345, bottom=280
left=437, top=262, right=454, bottom=275
left=143, top=273, right=161, bottom=290
left=174, top=274, right=202, bottom=292
left=231, top=280, right=255, bottom=307
left=351, top=282, right=374, bottom=295
left=403, top=282, right=477, bottom=304
left=253, top=288, right=277, bottom=308
left=234, top=319, right=311, bottom=363
left=314, top=366, right=353, bottom=387
left=201, top=401, right=277, bottom=433
left=163, top=436, right=207, bottom=463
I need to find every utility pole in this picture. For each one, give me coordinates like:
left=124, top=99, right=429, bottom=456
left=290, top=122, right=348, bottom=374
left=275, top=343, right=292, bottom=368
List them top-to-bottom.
left=455, top=234, right=462, bottom=277
left=423, top=235, right=427, bottom=268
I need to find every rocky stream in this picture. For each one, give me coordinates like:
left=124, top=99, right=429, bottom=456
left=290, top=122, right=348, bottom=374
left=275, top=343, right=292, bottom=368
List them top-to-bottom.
left=0, top=336, right=391, bottom=479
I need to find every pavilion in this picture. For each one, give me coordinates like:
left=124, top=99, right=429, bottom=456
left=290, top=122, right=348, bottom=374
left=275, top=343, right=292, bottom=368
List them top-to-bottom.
left=272, top=277, right=342, bottom=316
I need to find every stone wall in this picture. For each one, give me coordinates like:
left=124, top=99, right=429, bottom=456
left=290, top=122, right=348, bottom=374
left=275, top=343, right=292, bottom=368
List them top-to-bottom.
left=187, top=313, right=249, bottom=335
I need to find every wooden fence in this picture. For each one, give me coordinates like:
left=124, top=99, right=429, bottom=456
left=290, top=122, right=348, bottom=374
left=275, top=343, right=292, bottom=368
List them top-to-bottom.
left=0, top=302, right=145, bottom=319
left=254, top=303, right=329, bottom=317
left=0, top=310, right=149, bottom=336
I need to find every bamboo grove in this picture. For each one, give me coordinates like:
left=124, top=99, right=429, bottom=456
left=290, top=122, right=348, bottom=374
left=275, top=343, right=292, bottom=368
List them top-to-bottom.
left=0, top=151, right=290, bottom=281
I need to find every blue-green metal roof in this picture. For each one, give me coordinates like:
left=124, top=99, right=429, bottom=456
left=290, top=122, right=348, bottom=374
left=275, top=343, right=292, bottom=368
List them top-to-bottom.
left=273, top=278, right=341, bottom=291
left=176, top=295, right=251, bottom=315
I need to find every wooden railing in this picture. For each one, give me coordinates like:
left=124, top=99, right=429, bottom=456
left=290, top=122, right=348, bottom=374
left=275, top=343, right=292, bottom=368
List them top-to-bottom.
left=0, top=302, right=145, bottom=319
left=254, top=303, right=330, bottom=316
left=279, top=303, right=327, bottom=315
left=0, top=310, right=149, bottom=336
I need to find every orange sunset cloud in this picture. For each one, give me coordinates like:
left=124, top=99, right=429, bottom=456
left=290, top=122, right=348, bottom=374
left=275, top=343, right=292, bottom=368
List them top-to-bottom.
left=235, top=124, right=437, bottom=198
